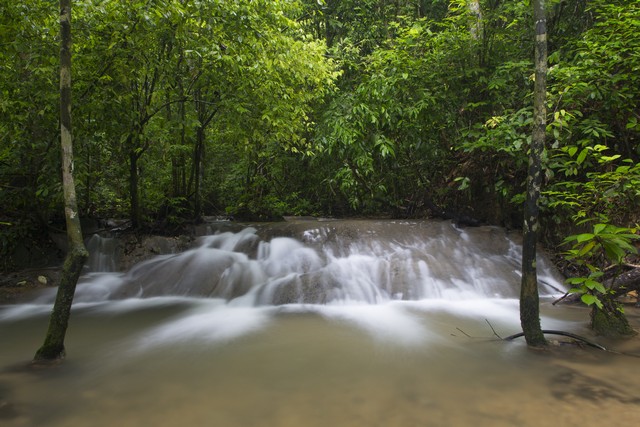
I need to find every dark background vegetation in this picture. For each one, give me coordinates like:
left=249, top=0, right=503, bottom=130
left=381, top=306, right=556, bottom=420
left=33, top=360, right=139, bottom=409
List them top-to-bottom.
left=1, top=0, right=639, bottom=272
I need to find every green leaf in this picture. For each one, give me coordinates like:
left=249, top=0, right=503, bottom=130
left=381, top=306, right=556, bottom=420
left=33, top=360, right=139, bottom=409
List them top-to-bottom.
left=576, top=148, right=588, bottom=165
left=599, top=154, right=621, bottom=163
left=593, top=224, right=607, bottom=234
left=575, top=233, right=594, bottom=243
left=611, top=238, right=637, bottom=252
left=577, top=240, right=597, bottom=257
left=602, top=241, right=626, bottom=263
left=589, top=271, right=604, bottom=279
left=593, top=281, right=606, bottom=294
left=581, top=293, right=598, bottom=306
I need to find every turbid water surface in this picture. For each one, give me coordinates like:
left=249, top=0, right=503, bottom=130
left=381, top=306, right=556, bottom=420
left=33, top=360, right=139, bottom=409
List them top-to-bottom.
left=1, top=219, right=639, bottom=426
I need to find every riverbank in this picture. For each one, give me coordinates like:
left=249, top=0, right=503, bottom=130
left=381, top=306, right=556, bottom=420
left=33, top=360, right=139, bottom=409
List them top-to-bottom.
left=0, top=232, right=195, bottom=304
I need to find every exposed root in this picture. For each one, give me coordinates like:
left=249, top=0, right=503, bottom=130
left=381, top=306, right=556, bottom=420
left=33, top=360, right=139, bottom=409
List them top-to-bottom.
left=503, top=330, right=606, bottom=351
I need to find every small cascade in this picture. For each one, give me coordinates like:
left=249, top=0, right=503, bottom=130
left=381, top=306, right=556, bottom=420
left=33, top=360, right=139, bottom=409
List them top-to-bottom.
left=70, top=220, right=565, bottom=306
left=84, top=234, right=121, bottom=273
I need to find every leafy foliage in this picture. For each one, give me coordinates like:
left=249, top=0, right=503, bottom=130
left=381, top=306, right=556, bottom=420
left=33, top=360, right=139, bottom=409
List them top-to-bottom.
left=1, top=0, right=640, bottom=277
left=563, top=223, right=639, bottom=309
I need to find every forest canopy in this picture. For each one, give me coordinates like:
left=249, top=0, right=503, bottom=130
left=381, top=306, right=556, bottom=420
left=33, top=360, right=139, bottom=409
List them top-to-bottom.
left=1, top=0, right=639, bottom=268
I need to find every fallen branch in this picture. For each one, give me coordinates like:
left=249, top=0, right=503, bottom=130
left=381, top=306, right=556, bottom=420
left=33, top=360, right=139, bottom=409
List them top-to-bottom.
left=555, top=267, right=640, bottom=305
left=552, top=291, right=571, bottom=305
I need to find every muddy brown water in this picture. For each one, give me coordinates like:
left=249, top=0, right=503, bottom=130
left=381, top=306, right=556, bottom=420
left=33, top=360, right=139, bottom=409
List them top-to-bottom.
left=1, top=220, right=639, bottom=426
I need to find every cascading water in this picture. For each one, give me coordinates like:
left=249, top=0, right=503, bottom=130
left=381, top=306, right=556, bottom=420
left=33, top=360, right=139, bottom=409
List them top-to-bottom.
left=1, top=219, right=639, bottom=427
left=51, top=220, right=563, bottom=305
left=84, top=234, right=121, bottom=273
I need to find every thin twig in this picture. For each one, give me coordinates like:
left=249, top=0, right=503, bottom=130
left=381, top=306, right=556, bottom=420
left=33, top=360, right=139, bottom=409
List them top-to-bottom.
left=552, top=291, right=571, bottom=305
left=485, top=319, right=503, bottom=340
left=455, top=327, right=473, bottom=338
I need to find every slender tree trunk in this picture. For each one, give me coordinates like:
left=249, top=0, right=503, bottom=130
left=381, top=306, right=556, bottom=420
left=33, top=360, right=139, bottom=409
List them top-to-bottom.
left=34, top=0, right=89, bottom=361
left=519, top=0, right=547, bottom=348
left=193, top=126, right=204, bottom=220
left=129, top=148, right=141, bottom=228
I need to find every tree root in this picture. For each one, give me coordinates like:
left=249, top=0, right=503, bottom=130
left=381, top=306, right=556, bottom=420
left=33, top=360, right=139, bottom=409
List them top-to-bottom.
left=472, top=321, right=640, bottom=357
left=503, top=329, right=607, bottom=350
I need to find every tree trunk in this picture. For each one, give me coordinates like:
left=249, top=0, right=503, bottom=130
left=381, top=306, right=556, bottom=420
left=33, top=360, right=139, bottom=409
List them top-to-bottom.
left=34, top=0, right=88, bottom=361
left=519, top=0, right=547, bottom=348
left=193, top=125, right=204, bottom=220
left=129, top=148, right=141, bottom=228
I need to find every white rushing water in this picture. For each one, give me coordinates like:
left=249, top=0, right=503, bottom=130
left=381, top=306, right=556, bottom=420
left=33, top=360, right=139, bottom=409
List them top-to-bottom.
left=1, top=219, right=639, bottom=427
left=18, top=220, right=565, bottom=305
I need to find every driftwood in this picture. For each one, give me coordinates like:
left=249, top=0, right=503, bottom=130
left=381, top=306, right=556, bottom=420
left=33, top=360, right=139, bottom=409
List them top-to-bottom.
left=554, top=267, right=640, bottom=305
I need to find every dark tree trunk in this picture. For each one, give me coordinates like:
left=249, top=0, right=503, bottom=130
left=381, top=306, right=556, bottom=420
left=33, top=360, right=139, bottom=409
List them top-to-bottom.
left=34, top=0, right=88, bottom=361
left=519, top=0, right=548, bottom=348
left=191, top=85, right=218, bottom=220
left=193, top=126, right=204, bottom=220
left=129, top=148, right=141, bottom=228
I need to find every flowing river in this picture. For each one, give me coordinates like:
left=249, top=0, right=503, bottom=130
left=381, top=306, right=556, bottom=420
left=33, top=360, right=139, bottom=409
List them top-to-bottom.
left=1, top=219, right=639, bottom=426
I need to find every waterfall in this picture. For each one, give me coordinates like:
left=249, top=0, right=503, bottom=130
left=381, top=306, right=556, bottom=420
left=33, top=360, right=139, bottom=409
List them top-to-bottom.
left=69, top=220, right=565, bottom=305
left=84, top=234, right=121, bottom=273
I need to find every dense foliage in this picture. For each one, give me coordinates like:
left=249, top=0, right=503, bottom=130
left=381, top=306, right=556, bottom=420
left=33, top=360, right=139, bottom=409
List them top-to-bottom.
left=1, top=0, right=639, bottom=272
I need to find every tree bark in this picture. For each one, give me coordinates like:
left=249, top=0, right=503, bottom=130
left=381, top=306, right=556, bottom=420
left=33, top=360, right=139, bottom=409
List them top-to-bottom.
left=34, top=0, right=88, bottom=361
left=519, top=0, right=548, bottom=348
left=193, top=125, right=204, bottom=220
left=129, top=148, right=141, bottom=229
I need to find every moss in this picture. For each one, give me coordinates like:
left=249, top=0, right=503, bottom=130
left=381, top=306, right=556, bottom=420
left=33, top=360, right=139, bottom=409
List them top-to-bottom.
left=33, top=246, right=88, bottom=361
left=520, top=293, right=547, bottom=347
left=591, top=299, right=637, bottom=337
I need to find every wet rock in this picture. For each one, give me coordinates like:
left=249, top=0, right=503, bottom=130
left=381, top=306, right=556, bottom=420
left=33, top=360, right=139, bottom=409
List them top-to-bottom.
left=119, top=234, right=194, bottom=271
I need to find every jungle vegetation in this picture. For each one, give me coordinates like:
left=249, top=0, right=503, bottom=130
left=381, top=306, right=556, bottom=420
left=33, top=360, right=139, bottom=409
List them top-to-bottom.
left=1, top=0, right=639, bottom=334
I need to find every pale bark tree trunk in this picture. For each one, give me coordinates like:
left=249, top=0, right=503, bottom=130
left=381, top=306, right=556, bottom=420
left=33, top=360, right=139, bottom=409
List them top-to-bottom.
left=34, top=0, right=88, bottom=361
left=519, top=0, right=547, bottom=347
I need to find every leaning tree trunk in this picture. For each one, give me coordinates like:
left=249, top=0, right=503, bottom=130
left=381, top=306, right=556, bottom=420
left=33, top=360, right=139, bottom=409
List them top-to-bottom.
left=34, top=0, right=88, bottom=361
left=519, top=0, right=548, bottom=348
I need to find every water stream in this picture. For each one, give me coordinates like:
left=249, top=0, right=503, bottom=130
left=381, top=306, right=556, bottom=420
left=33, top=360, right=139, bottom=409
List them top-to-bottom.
left=1, top=219, right=639, bottom=426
